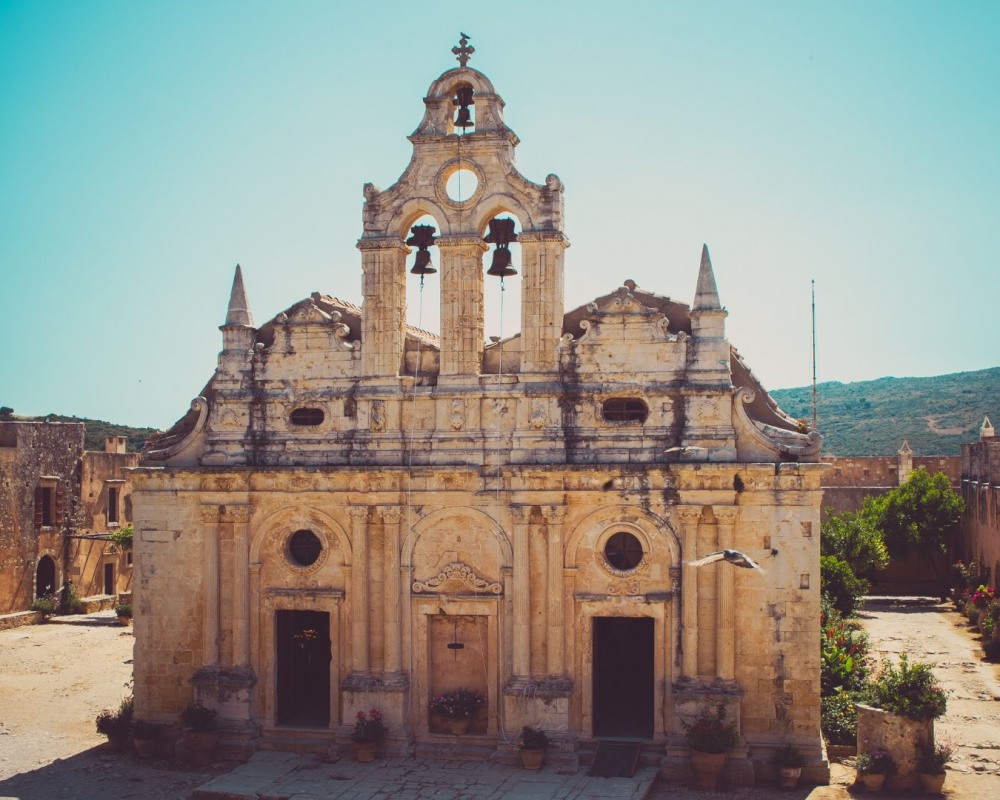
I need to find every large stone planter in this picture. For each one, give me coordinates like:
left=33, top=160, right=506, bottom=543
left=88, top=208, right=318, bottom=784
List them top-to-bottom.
left=856, top=704, right=933, bottom=791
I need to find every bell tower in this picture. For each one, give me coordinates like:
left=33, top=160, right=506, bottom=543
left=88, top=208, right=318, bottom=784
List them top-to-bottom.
left=358, top=36, right=569, bottom=380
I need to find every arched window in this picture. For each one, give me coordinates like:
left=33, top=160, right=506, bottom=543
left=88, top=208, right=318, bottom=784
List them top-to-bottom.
left=602, top=398, right=648, bottom=424
left=290, top=407, right=324, bottom=426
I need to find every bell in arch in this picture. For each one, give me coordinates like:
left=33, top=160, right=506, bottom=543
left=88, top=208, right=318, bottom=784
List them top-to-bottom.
left=453, top=85, right=474, bottom=130
left=484, top=217, right=518, bottom=278
left=406, top=224, right=437, bottom=276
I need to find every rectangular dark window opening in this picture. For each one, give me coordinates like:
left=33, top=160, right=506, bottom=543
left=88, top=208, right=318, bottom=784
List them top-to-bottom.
left=108, top=487, right=119, bottom=524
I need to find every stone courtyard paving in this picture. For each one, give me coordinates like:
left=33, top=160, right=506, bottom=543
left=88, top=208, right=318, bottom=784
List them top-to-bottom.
left=2, top=602, right=998, bottom=798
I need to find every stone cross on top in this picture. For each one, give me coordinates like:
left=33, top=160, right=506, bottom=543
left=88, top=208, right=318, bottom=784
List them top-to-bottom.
left=452, top=33, right=474, bottom=67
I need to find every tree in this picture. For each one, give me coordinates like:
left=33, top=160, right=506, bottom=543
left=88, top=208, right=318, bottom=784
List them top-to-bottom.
left=873, top=468, right=964, bottom=559
left=821, top=504, right=889, bottom=579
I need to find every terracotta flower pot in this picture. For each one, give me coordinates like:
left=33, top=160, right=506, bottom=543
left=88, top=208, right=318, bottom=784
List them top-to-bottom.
left=117, top=615, right=131, bottom=627
left=447, top=717, right=470, bottom=735
left=185, top=729, right=220, bottom=767
left=133, top=737, right=157, bottom=758
left=353, top=740, right=377, bottom=762
left=520, top=748, right=545, bottom=770
left=690, top=749, right=726, bottom=790
left=779, top=766, right=802, bottom=788
left=919, top=771, right=946, bottom=794
left=860, top=773, right=885, bottom=792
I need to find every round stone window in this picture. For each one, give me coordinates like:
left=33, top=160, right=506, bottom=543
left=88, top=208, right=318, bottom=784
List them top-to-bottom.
left=287, top=529, right=322, bottom=567
left=604, top=531, right=643, bottom=571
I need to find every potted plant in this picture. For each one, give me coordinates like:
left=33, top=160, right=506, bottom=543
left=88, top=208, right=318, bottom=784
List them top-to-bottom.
left=31, top=593, right=58, bottom=621
left=115, top=602, right=132, bottom=626
left=429, top=687, right=486, bottom=735
left=95, top=695, right=134, bottom=752
left=180, top=702, right=220, bottom=767
left=682, top=703, right=738, bottom=790
left=351, top=708, right=386, bottom=762
left=131, top=718, right=158, bottom=758
left=518, top=725, right=550, bottom=770
left=916, top=739, right=953, bottom=795
left=773, top=744, right=804, bottom=788
left=856, top=749, right=895, bottom=792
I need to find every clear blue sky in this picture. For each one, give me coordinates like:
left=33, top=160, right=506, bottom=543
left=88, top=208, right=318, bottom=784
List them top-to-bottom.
left=1, top=1, right=997, bottom=429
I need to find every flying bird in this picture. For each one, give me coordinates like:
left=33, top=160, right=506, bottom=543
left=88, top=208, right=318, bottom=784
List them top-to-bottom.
left=686, top=549, right=764, bottom=573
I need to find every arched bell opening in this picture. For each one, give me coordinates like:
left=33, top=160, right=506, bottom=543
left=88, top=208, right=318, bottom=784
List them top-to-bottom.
left=447, top=81, right=475, bottom=136
left=480, top=211, right=523, bottom=365
left=403, top=212, right=443, bottom=338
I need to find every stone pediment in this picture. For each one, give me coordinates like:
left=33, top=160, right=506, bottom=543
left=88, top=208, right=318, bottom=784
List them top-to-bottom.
left=573, top=282, right=685, bottom=345
left=273, top=301, right=358, bottom=351
left=411, top=561, right=502, bottom=596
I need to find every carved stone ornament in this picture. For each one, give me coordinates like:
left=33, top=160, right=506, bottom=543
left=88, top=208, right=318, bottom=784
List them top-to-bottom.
left=449, top=398, right=465, bottom=430
left=370, top=400, right=386, bottom=432
left=529, top=400, right=547, bottom=430
left=412, top=561, right=502, bottom=595
left=607, top=578, right=642, bottom=596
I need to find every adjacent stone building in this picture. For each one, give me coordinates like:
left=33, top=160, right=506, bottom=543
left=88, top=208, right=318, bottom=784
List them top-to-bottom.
left=132, top=45, right=828, bottom=784
left=960, top=417, right=1000, bottom=582
left=0, top=421, right=137, bottom=615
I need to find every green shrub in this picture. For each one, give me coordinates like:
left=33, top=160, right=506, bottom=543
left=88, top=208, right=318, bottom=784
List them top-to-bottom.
left=110, top=523, right=133, bottom=549
left=821, top=556, right=869, bottom=617
left=58, top=581, right=85, bottom=615
left=31, top=594, right=58, bottom=616
left=115, top=603, right=132, bottom=618
left=821, top=613, right=870, bottom=695
left=868, top=654, right=946, bottom=721
left=821, top=688, right=867, bottom=745
left=96, top=696, right=134, bottom=738
left=180, top=702, right=218, bottom=731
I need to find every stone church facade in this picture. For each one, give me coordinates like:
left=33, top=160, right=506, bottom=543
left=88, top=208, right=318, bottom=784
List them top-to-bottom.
left=132, top=45, right=827, bottom=783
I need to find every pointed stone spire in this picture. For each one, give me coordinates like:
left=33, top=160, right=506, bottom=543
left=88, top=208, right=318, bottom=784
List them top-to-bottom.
left=693, top=244, right=722, bottom=311
left=225, top=264, right=254, bottom=328
left=982, top=416, right=995, bottom=440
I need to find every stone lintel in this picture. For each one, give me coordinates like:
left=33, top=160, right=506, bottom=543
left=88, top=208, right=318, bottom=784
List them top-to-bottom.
left=502, top=675, right=573, bottom=698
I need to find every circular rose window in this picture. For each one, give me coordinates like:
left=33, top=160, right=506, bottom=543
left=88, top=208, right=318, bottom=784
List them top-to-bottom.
left=287, top=529, right=322, bottom=567
left=604, top=531, right=643, bottom=571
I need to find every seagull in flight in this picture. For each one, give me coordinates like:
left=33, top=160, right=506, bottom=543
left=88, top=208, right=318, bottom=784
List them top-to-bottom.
left=687, top=549, right=764, bottom=573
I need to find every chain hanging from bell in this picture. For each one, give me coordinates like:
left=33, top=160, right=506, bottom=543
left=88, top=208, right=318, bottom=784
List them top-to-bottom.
left=453, top=85, right=474, bottom=130
left=484, top=217, right=518, bottom=278
left=406, top=224, right=437, bottom=276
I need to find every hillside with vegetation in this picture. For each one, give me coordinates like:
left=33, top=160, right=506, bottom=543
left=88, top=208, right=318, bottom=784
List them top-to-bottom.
left=771, top=367, right=1000, bottom=456
left=0, top=407, right=160, bottom=454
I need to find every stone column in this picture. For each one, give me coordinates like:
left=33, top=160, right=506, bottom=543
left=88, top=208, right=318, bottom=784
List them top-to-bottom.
left=518, top=232, right=568, bottom=373
left=436, top=236, right=488, bottom=377
left=357, top=237, right=409, bottom=378
left=229, top=505, right=252, bottom=666
left=542, top=505, right=567, bottom=676
left=200, top=506, right=220, bottom=666
left=349, top=506, right=370, bottom=673
left=380, top=506, right=403, bottom=675
left=510, top=506, right=531, bottom=676
left=676, top=506, right=703, bottom=680
left=713, top=506, right=739, bottom=682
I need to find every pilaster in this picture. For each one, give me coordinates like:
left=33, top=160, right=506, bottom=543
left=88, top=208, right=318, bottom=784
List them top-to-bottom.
left=518, top=231, right=568, bottom=373
left=437, top=236, right=488, bottom=377
left=358, top=237, right=409, bottom=378
left=225, top=504, right=252, bottom=667
left=199, top=505, right=220, bottom=666
left=510, top=505, right=531, bottom=677
left=542, top=505, right=567, bottom=676
left=676, top=505, right=702, bottom=680
left=713, top=505, right=739, bottom=682
left=349, top=506, right=371, bottom=674
left=380, top=506, right=403, bottom=675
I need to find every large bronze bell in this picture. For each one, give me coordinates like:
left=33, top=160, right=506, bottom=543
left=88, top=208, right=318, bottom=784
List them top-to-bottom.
left=453, top=85, right=474, bottom=130
left=484, top=217, right=518, bottom=278
left=406, top=224, right=437, bottom=276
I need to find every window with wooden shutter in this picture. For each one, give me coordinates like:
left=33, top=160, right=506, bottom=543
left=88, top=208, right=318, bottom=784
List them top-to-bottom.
left=34, top=486, right=43, bottom=529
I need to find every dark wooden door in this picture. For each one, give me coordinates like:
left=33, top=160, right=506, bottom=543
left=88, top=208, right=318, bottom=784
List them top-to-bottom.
left=276, top=610, right=331, bottom=727
left=592, top=617, right=654, bottom=738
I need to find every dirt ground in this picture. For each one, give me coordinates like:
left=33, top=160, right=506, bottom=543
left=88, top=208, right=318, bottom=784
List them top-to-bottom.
left=1, top=602, right=998, bottom=799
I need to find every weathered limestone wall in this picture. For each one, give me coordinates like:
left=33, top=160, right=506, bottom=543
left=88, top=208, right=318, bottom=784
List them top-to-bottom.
left=0, top=422, right=83, bottom=612
left=960, top=437, right=1000, bottom=582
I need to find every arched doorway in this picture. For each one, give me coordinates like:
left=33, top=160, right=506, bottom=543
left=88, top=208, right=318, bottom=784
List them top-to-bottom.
left=36, top=556, right=56, bottom=598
